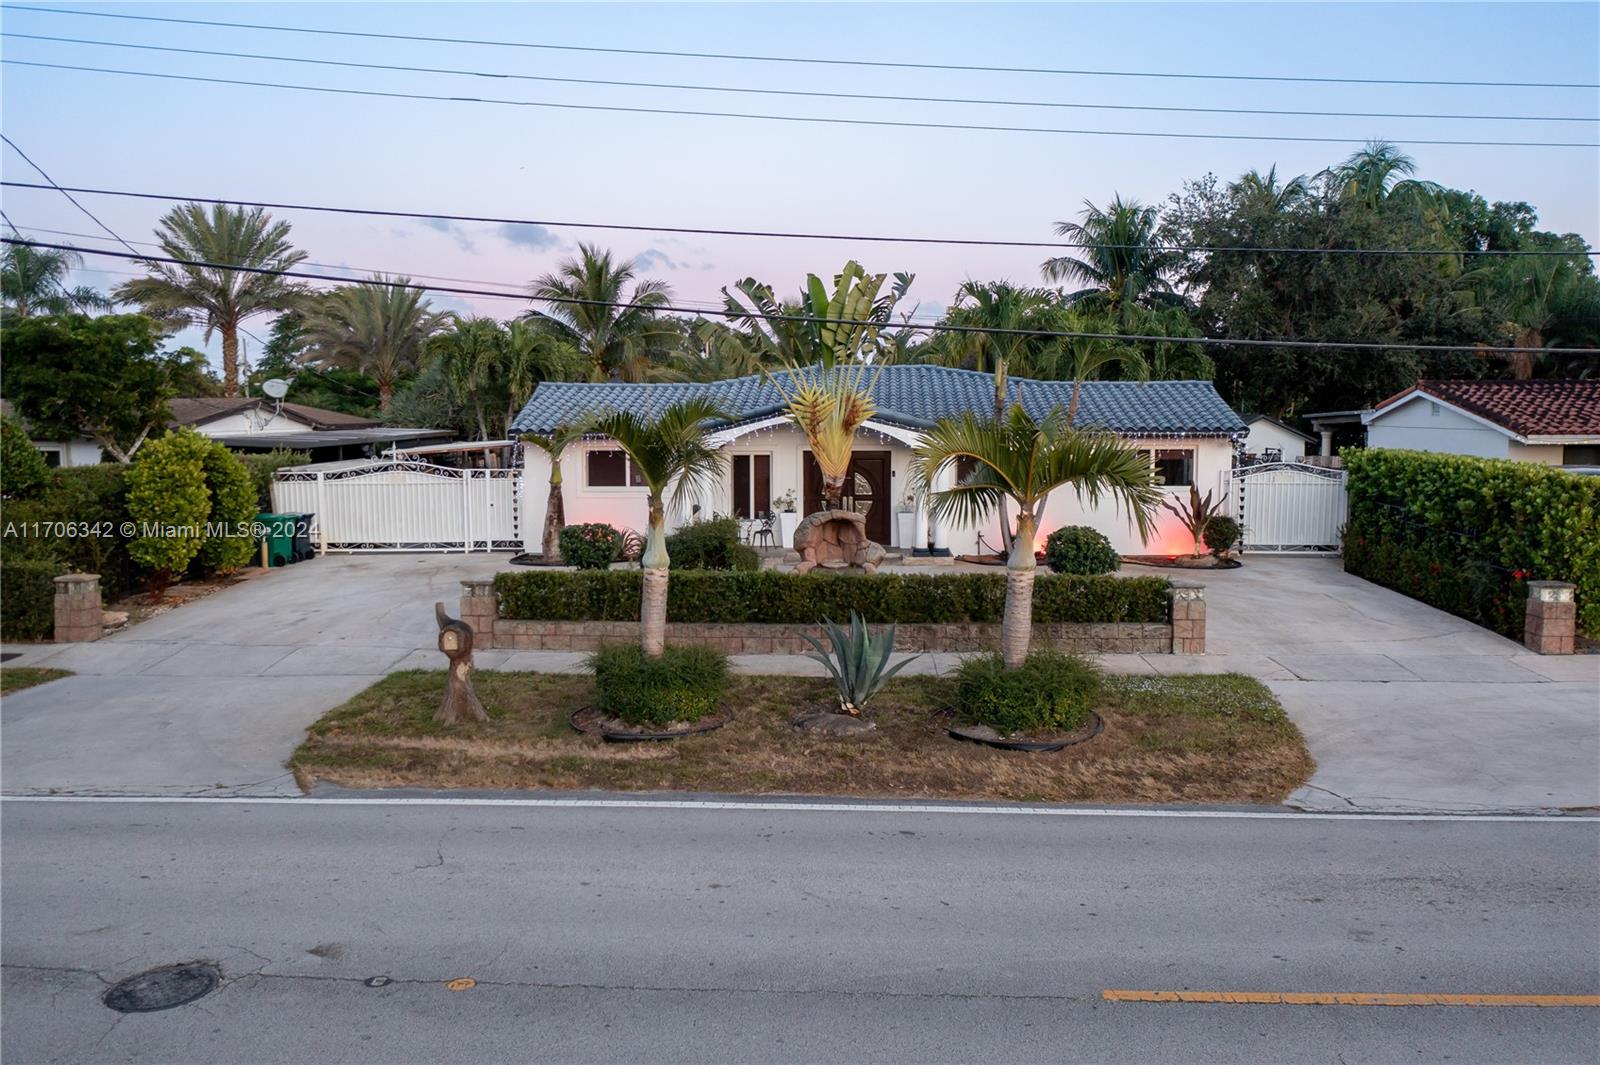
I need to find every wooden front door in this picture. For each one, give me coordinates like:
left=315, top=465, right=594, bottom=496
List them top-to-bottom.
left=804, top=450, right=892, bottom=545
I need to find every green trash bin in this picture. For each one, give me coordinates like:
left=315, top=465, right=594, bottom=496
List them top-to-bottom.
left=257, top=512, right=296, bottom=567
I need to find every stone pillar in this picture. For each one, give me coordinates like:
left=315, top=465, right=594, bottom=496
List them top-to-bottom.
left=1319, top=429, right=1334, bottom=458
left=52, top=573, right=103, bottom=643
left=458, top=578, right=498, bottom=649
left=1169, top=580, right=1206, bottom=655
left=1524, top=581, right=1577, bottom=655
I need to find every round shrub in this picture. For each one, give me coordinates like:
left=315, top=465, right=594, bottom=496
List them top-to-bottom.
left=1, top=416, right=51, bottom=499
left=125, top=429, right=212, bottom=583
left=196, top=439, right=258, bottom=575
left=1203, top=515, right=1241, bottom=556
left=666, top=517, right=758, bottom=571
left=559, top=522, right=624, bottom=570
left=1044, top=526, right=1120, bottom=575
left=590, top=643, right=729, bottom=726
left=955, top=651, right=1100, bottom=736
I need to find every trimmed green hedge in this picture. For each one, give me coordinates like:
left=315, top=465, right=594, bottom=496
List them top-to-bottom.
left=1344, top=449, right=1600, bottom=639
left=0, top=559, right=62, bottom=639
left=494, top=570, right=1172, bottom=624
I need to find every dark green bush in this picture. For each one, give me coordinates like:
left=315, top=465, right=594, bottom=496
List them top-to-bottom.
left=1, top=416, right=51, bottom=499
left=195, top=439, right=258, bottom=575
left=237, top=448, right=310, bottom=510
left=1344, top=449, right=1600, bottom=639
left=0, top=465, right=140, bottom=600
left=1203, top=516, right=1241, bottom=556
left=666, top=517, right=761, bottom=571
left=559, top=522, right=624, bottom=570
left=1044, top=525, right=1120, bottom=575
left=0, top=558, right=63, bottom=639
left=494, top=570, right=1171, bottom=624
left=590, top=643, right=728, bottom=726
left=955, top=651, right=1101, bottom=736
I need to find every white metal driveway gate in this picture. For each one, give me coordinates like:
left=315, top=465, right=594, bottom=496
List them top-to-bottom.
left=272, top=460, right=520, bottom=552
left=1219, top=462, right=1348, bottom=554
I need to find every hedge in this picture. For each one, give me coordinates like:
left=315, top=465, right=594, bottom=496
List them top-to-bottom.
left=1343, top=449, right=1600, bottom=639
left=0, top=465, right=140, bottom=600
left=0, top=559, right=62, bottom=639
left=494, top=570, right=1172, bottom=625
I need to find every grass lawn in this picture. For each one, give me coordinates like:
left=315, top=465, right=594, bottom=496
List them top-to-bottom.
left=0, top=667, right=72, bottom=694
left=292, top=671, right=1314, bottom=805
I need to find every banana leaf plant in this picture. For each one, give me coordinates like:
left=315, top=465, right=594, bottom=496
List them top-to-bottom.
left=801, top=611, right=920, bottom=716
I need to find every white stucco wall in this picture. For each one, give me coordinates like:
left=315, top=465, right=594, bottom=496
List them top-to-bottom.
left=190, top=410, right=313, bottom=435
left=1243, top=419, right=1311, bottom=458
left=521, top=426, right=1233, bottom=557
left=32, top=438, right=104, bottom=467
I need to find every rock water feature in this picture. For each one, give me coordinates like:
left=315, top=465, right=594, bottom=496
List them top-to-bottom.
left=792, top=510, right=887, bottom=574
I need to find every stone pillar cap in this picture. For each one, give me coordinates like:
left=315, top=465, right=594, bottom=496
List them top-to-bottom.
left=52, top=573, right=100, bottom=585
left=1167, top=579, right=1207, bottom=591
left=1526, top=580, right=1576, bottom=591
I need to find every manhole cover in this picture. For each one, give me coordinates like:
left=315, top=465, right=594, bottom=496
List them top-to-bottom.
left=102, top=963, right=221, bottom=1013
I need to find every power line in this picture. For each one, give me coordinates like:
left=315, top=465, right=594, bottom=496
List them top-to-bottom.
left=7, top=4, right=1597, bottom=90
left=6, top=32, right=1594, bottom=125
left=8, top=60, right=1598, bottom=150
left=0, top=133, right=148, bottom=261
left=5, top=180, right=1595, bottom=259
left=7, top=237, right=1595, bottom=357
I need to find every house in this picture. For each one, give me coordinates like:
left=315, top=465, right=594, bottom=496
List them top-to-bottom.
left=509, top=365, right=1245, bottom=556
left=1363, top=380, right=1600, bottom=468
left=170, top=397, right=453, bottom=463
left=1241, top=414, right=1317, bottom=462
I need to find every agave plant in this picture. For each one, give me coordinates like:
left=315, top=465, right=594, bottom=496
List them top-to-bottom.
left=801, top=611, right=919, bottom=716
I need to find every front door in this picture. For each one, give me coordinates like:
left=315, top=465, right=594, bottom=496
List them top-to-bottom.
left=804, top=450, right=892, bottom=545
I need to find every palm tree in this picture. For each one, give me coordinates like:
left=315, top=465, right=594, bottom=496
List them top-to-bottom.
left=1326, top=141, right=1441, bottom=212
left=1229, top=165, right=1309, bottom=214
left=1041, top=195, right=1174, bottom=321
left=114, top=203, right=307, bottom=395
left=525, top=244, right=677, bottom=381
left=1, top=245, right=113, bottom=317
left=1486, top=257, right=1600, bottom=378
left=300, top=277, right=448, bottom=408
left=921, top=280, right=1066, bottom=379
left=429, top=316, right=505, bottom=440
left=499, top=320, right=579, bottom=433
left=769, top=362, right=880, bottom=509
left=593, top=398, right=728, bottom=657
left=912, top=402, right=1160, bottom=669
left=522, top=417, right=597, bottom=561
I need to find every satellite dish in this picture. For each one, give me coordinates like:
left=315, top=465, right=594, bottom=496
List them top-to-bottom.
left=262, top=378, right=290, bottom=400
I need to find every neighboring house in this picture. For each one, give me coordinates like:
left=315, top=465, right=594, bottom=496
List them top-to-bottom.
left=510, top=365, right=1245, bottom=556
left=1363, top=380, right=1600, bottom=468
left=170, top=396, right=453, bottom=463
left=0, top=398, right=101, bottom=467
left=1241, top=414, right=1317, bottom=462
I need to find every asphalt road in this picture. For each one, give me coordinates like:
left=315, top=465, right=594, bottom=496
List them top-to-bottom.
left=2, top=798, right=1597, bottom=1065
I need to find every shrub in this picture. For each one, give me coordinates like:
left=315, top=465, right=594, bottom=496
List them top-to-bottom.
left=1, top=416, right=51, bottom=499
left=125, top=429, right=211, bottom=583
left=195, top=440, right=258, bottom=575
left=237, top=448, right=310, bottom=511
left=1344, top=449, right=1600, bottom=639
left=0, top=465, right=140, bottom=600
left=1203, top=516, right=1241, bottom=556
left=666, top=517, right=760, bottom=571
left=558, top=522, right=624, bottom=570
left=1044, top=526, right=1120, bottom=575
left=0, top=558, right=63, bottom=639
left=494, top=570, right=1172, bottom=624
left=590, top=643, right=728, bottom=726
left=955, top=651, right=1100, bottom=736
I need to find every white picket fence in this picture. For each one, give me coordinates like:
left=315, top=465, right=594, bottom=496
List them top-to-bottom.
left=272, top=460, right=520, bottom=552
left=1219, top=461, right=1348, bottom=554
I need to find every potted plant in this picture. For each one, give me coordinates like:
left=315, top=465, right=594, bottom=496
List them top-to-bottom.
left=774, top=489, right=799, bottom=547
left=896, top=490, right=918, bottom=552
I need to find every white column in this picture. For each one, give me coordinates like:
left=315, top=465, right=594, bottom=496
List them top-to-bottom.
left=930, top=462, right=954, bottom=554
left=912, top=493, right=930, bottom=555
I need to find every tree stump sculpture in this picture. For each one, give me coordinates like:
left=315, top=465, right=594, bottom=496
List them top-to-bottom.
left=435, top=602, right=489, bottom=725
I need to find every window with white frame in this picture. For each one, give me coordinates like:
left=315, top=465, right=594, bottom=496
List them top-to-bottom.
left=586, top=448, right=645, bottom=488
left=1148, top=448, right=1194, bottom=487
left=730, top=453, right=772, bottom=518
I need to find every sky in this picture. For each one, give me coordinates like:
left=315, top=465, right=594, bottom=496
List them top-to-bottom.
left=2, top=1, right=1597, bottom=375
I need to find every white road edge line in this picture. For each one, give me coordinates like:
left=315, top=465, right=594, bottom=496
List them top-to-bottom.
left=1, top=795, right=1595, bottom=822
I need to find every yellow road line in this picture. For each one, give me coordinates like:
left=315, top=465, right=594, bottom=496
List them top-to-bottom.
left=1102, top=990, right=1600, bottom=1008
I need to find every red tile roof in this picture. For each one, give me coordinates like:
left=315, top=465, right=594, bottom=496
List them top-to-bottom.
left=1377, top=380, right=1600, bottom=438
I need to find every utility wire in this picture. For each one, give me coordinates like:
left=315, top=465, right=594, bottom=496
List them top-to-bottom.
left=7, top=4, right=1597, bottom=90
left=6, top=32, right=1593, bottom=125
left=7, top=60, right=1598, bottom=149
left=0, top=133, right=148, bottom=261
left=5, top=180, right=1594, bottom=259
left=8, top=238, right=1595, bottom=357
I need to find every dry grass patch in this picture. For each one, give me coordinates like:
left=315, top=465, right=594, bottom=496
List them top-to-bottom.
left=0, top=666, right=72, bottom=694
left=292, top=670, right=1313, bottom=805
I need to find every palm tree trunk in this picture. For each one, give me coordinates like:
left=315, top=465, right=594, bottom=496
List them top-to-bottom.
left=221, top=325, right=241, bottom=396
left=377, top=379, right=393, bottom=410
left=541, top=462, right=565, bottom=560
left=822, top=475, right=845, bottom=510
left=640, top=498, right=669, bottom=658
left=1001, top=510, right=1038, bottom=669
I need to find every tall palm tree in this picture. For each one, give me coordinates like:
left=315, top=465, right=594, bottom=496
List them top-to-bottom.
left=1325, top=141, right=1441, bottom=212
left=1229, top=165, right=1309, bottom=213
left=1041, top=195, right=1173, bottom=321
left=114, top=203, right=307, bottom=395
left=525, top=244, right=676, bottom=382
left=1, top=245, right=113, bottom=317
left=300, top=277, right=448, bottom=408
left=922, top=280, right=1066, bottom=379
left=429, top=316, right=507, bottom=440
left=499, top=319, right=579, bottom=432
left=593, top=398, right=728, bottom=657
left=912, top=402, right=1160, bottom=668
left=522, top=416, right=597, bottom=561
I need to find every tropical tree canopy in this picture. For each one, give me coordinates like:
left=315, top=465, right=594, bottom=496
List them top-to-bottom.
left=1042, top=194, right=1176, bottom=320
left=525, top=243, right=678, bottom=382
left=2, top=244, right=113, bottom=318
left=722, top=261, right=915, bottom=368
left=300, top=276, right=448, bottom=409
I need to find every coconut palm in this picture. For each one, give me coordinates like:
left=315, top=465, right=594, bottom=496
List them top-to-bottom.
left=1325, top=141, right=1442, bottom=212
left=1229, top=165, right=1310, bottom=213
left=1042, top=195, right=1174, bottom=321
left=113, top=203, right=307, bottom=395
left=525, top=244, right=677, bottom=382
left=1, top=245, right=113, bottom=317
left=1486, top=257, right=1600, bottom=378
left=300, top=277, right=448, bottom=409
left=921, top=280, right=1066, bottom=379
left=769, top=362, right=880, bottom=509
left=592, top=398, right=728, bottom=657
left=912, top=403, right=1160, bottom=669
left=522, top=416, right=598, bottom=561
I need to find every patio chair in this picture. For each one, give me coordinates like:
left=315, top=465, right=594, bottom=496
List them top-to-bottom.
left=751, top=513, right=776, bottom=550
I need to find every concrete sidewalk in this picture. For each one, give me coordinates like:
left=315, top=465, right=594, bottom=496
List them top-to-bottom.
left=4, top=554, right=1595, bottom=811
